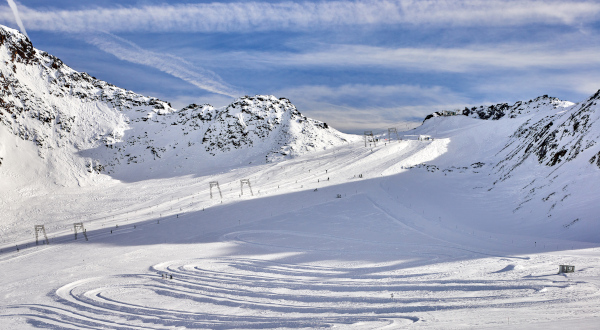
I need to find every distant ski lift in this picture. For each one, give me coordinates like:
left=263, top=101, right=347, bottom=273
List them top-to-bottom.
left=388, top=128, right=399, bottom=142
left=363, top=131, right=376, bottom=147
left=240, top=179, right=253, bottom=196
left=209, top=181, right=222, bottom=199
left=74, top=222, right=88, bottom=241
left=34, top=225, right=49, bottom=245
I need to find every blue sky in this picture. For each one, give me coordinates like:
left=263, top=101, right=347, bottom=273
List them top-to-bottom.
left=2, top=0, right=600, bottom=133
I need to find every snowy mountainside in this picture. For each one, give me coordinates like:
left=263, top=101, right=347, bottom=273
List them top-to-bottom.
left=1, top=22, right=598, bottom=241
left=0, top=25, right=356, bottom=187
left=0, top=25, right=176, bottom=187
left=489, top=90, right=600, bottom=233
left=495, top=90, right=600, bottom=179
left=416, top=91, right=600, bottom=239
left=420, top=93, right=598, bottom=176
left=100, top=94, right=356, bottom=180
left=203, top=96, right=344, bottom=160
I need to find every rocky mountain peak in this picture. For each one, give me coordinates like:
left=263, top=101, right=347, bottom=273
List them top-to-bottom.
left=0, top=25, right=357, bottom=186
left=0, top=25, right=36, bottom=66
left=423, top=94, right=574, bottom=123
left=461, top=95, right=573, bottom=120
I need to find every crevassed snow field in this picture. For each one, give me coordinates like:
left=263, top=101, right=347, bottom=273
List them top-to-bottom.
left=1, top=115, right=599, bottom=329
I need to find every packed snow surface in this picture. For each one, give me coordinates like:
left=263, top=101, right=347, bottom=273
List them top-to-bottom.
left=1, top=24, right=600, bottom=329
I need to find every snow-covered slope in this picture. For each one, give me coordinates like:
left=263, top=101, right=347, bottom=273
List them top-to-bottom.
left=0, top=25, right=357, bottom=187
left=0, top=25, right=180, bottom=188
left=488, top=91, right=600, bottom=237
left=496, top=91, right=600, bottom=172
left=414, top=92, right=600, bottom=241
left=96, top=94, right=357, bottom=182
left=1, top=97, right=600, bottom=328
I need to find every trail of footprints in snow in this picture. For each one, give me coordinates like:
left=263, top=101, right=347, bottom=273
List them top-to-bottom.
left=10, top=256, right=592, bottom=329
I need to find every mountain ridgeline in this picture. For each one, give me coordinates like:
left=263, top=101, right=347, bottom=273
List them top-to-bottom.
left=1, top=23, right=599, bottom=191
left=1, top=24, right=600, bottom=239
left=0, top=25, right=356, bottom=185
left=419, top=91, right=600, bottom=232
left=424, top=93, right=600, bottom=172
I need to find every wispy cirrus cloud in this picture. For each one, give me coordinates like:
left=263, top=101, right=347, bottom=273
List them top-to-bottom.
left=0, top=1, right=598, bottom=33
left=0, top=1, right=597, bottom=131
left=84, top=33, right=241, bottom=98
left=214, top=43, right=600, bottom=72
left=473, top=71, right=600, bottom=99
left=275, top=84, right=471, bottom=132
left=279, top=84, right=469, bottom=107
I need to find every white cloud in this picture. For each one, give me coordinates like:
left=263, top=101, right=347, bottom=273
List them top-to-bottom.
left=1, top=1, right=599, bottom=33
left=84, top=33, right=241, bottom=98
left=217, top=43, right=600, bottom=72
left=472, top=71, right=600, bottom=102
left=275, top=84, right=470, bottom=131
left=278, top=84, right=467, bottom=106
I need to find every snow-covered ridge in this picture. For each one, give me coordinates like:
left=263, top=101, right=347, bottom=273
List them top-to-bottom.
left=0, top=25, right=356, bottom=186
left=0, top=25, right=175, bottom=177
left=414, top=89, right=600, bottom=229
left=495, top=89, right=600, bottom=178
left=421, top=91, right=600, bottom=173
left=97, top=94, right=357, bottom=179
left=203, top=95, right=351, bottom=160
left=424, top=95, right=574, bottom=123
left=462, top=95, right=574, bottom=120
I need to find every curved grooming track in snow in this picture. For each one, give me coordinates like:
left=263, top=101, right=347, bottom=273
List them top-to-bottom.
left=9, top=253, right=599, bottom=329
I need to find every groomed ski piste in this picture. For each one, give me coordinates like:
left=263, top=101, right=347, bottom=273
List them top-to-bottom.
left=1, top=109, right=600, bottom=329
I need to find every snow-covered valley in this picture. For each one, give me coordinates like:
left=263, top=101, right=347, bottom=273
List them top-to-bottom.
left=1, top=24, right=600, bottom=329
